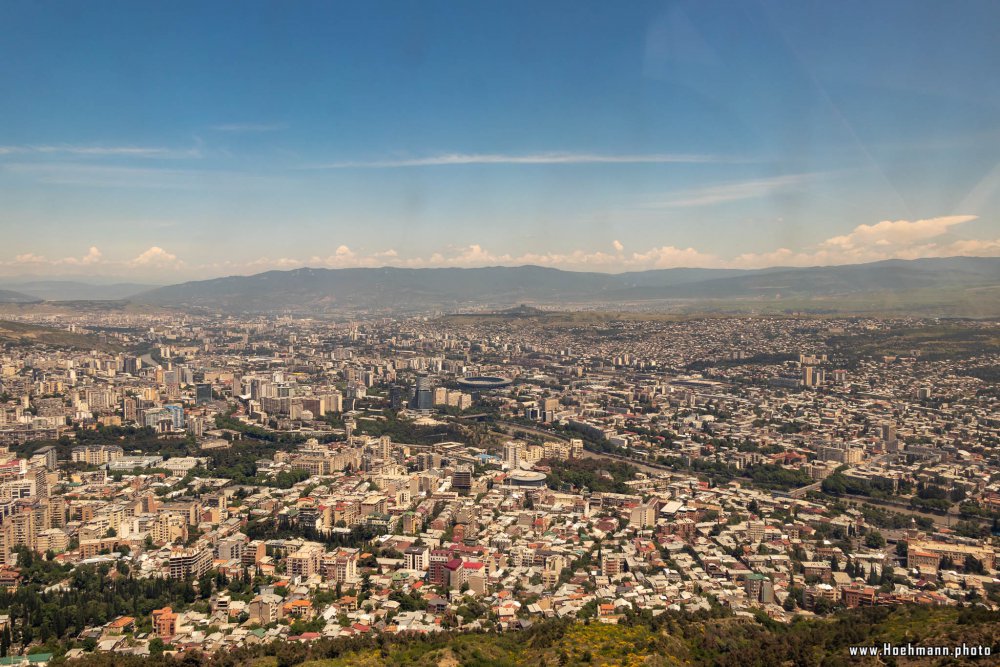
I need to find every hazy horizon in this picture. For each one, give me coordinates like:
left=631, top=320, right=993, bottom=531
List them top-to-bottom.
left=2, top=1, right=998, bottom=281
left=3, top=253, right=1000, bottom=290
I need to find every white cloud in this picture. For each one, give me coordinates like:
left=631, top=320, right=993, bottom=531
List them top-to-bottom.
left=0, top=144, right=199, bottom=158
left=307, top=152, right=733, bottom=169
left=2, top=162, right=279, bottom=190
left=646, top=174, right=815, bottom=208
left=207, top=214, right=992, bottom=274
left=4, top=215, right=995, bottom=279
left=733, top=215, right=985, bottom=268
left=819, top=215, right=976, bottom=250
left=941, top=237, right=1000, bottom=255
left=275, top=243, right=720, bottom=271
left=453, top=244, right=497, bottom=264
left=0, top=245, right=187, bottom=278
left=9, top=246, right=105, bottom=267
left=80, top=246, right=103, bottom=264
left=128, top=246, right=182, bottom=268
left=626, top=246, right=720, bottom=268
left=731, top=247, right=799, bottom=268
left=13, top=253, right=47, bottom=265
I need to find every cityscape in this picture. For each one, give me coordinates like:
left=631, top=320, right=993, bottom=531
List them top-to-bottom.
left=2, top=1, right=1000, bottom=666
left=0, top=305, right=996, bottom=665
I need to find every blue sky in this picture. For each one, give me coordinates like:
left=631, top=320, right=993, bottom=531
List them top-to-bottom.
left=1, top=0, right=998, bottom=280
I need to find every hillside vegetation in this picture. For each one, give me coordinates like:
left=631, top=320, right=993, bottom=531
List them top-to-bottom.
left=0, top=320, right=122, bottom=353
left=60, top=605, right=1000, bottom=667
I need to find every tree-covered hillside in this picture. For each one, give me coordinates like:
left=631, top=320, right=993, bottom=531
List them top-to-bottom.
left=60, top=605, right=1000, bottom=667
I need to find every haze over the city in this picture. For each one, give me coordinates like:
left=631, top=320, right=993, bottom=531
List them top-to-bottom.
left=1, top=1, right=999, bottom=281
left=4, top=3, right=1000, bottom=664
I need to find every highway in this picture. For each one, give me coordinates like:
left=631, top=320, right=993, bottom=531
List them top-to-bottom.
left=490, top=420, right=991, bottom=530
left=492, top=420, right=679, bottom=475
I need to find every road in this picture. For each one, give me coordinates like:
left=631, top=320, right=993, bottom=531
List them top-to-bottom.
left=491, top=420, right=990, bottom=530
left=492, top=420, right=673, bottom=475
left=493, top=421, right=570, bottom=443
left=576, top=447, right=680, bottom=475
left=789, top=480, right=822, bottom=498
left=836, top=493, right=990, bottom=529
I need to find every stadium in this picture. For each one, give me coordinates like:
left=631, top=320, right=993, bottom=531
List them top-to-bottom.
left=456, top=375, right=513, bottom=390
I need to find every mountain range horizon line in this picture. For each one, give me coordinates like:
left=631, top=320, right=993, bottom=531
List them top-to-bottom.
left=215, top=254, right=995, bottom=277
left=3, top=256, right=1000, bottom=316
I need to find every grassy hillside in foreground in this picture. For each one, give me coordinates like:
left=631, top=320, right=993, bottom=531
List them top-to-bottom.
left=60, top=605, right=1000, bottom=667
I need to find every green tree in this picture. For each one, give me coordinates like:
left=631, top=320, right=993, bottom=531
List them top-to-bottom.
left=864, top=531, right=886, bottom=549
left=964, top=555, right=986, bottom=574
left=148, top=637, right=166, bottom=656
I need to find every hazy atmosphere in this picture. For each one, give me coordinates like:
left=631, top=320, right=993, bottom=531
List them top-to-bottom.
left=2, top=1, right=998, bottom=281
left=3, top=4, right=1000, bottom=667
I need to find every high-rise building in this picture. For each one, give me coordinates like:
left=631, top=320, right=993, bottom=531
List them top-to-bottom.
left=123, top=356, right=141, bottom=376
left=801, top=366, right=824, bottom=387
left=413, top=376, right=434, bottom=411
left=195, top=383, right=213, bottom=405
left=389, top=384, right=409, bottom=410
left=433, top=386, right=448, bottom=406
left=122, top=396, right=139, bottom=423
left=539, top=397, right=560, bottom=422
left=164, top=404, right=185, bottom=430
left=881, top=423, right=898, bottom=452
left=375, top=435, right=391, bottom=461
left=503, top=441, right=524, bottom=468
left=417, top=452, right=442, bottom=471
left=451, top=468, right=473, bottom=494
left=217, top=536, right=246, bottom=562
left=404, top=545, right=430, bottom=571
left=168, top=548, right=213, bottom=579
left=322, top=548, right=359, bottom=584
left=428, top=549, right=451, bottom=585
left=601, top=552, right=623, bottom=577
left=745, top=573, right=772, bottom=602
left=152, top=608, right=178, bottom=639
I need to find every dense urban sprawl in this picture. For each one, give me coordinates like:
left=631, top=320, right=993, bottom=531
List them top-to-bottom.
left=0, top=311, right=997, bottom=663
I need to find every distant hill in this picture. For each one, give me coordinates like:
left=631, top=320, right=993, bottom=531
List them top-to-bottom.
left=131, top=256, right=1000, bottom=316
left=632, top=256, right=1000, bottom=299
left=135, top=265, right=624, bottom=312
left=0, top=280, right=157, bottom=301
left=0, top=289, right=41, bottom=304
left=0, top=320, right=121, bottom=352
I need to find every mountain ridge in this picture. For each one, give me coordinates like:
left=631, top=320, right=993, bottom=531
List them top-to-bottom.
left=129, top=256, right=1000, bottom=315
left=0, top=281, right=159, bottom=301
left=0, top=289, right=42, bottom=304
